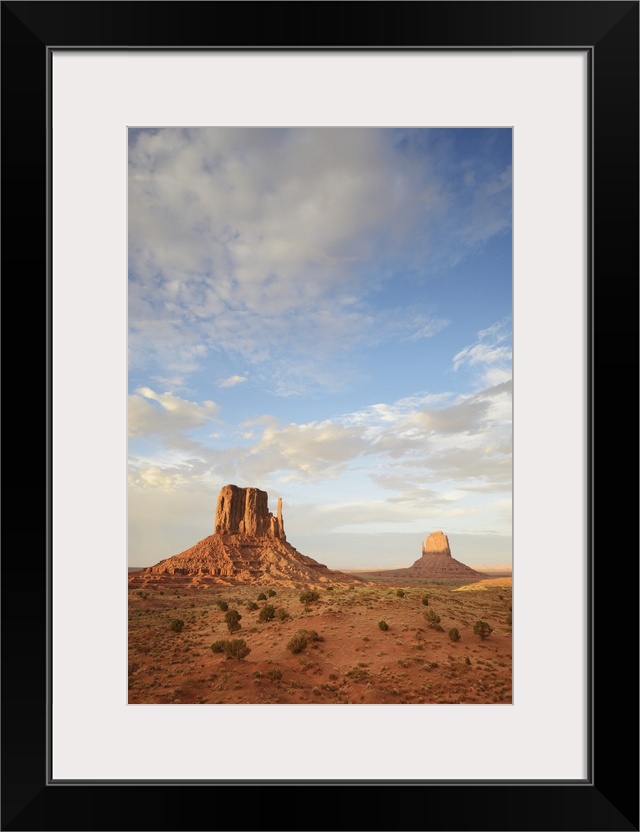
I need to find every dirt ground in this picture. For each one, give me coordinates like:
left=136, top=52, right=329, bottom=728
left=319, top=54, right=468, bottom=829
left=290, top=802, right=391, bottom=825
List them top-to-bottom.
left=128, top=577, right=512, bottom=705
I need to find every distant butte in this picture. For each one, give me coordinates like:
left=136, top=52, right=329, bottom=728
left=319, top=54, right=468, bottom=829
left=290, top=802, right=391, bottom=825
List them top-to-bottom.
left=131, top=484, right=359, bottom=588
left=366, top=530, right=487, bottom=582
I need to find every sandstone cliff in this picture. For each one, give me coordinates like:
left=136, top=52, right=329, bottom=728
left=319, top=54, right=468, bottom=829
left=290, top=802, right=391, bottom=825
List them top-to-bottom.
left=137, top=485, right=357, bottom=587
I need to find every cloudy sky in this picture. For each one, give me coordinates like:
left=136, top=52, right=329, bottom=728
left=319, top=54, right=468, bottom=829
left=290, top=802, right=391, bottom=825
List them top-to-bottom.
left=128, top=127, right=512, bottom=569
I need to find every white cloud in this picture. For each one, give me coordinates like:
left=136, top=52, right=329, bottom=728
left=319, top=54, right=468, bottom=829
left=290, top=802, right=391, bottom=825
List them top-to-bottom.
left=128, top=128, right=511, bottom=389
left=453, top=319, right=512, bottom=388
left=219, top=375, right=247, bottom=388
left=128, top=387, right=220, bottom=437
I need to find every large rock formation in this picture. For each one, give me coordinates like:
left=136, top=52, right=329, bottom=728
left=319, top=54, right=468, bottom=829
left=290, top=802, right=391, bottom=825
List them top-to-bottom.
left=214, top=484, right=285, bottom=539
left=137, top=485, right=356, bottom=587
left=421, top=530, right=452, bottom=557
left=369, top=531, right=487, bottom=582
left=406, top=531, right=487, bottom=580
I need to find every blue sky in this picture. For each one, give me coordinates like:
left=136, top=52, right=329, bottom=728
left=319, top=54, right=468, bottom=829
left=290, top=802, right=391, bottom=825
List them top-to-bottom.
left=128, top=127, right=512, bottom=569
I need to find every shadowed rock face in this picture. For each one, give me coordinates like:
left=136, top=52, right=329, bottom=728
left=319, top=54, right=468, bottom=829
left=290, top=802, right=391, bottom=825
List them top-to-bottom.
left=143, top=484, right=354, bottom=586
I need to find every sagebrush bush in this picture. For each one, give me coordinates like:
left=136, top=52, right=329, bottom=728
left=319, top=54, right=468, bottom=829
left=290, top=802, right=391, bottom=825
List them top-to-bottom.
left=267, top=589, right=276, bottom=598
left=396, top=589, right=405, bottom=598
left=299, top=590, right=320, bottom=605
left=257, top=592, right=267, bottom=601
left=422, top=595, right=430, bottom=606
left=216, top=600, right=229, bottom=612
left=246, top=601, right=259, bottom=611
left=258, top=604, right=276, bottom=622
left=275, top=607, right=290, bottom=622
left=225, top=609, right=242, bottom=634
left=423, top=609, right=441, bottom=629
left=169, top=618, right=184, bottom=633
left=378, top=620, right=389, bottom=631
left=473, top=620, right=493, bottom=640
left=448, top=627, right=460, bottom=642
left=287, top=629, right=323, bottom=654
left=287, top=632, right=308, bottom=654
left=210, top=639, right=251, bottom=659
left=267, top=668, right=282, bottom=682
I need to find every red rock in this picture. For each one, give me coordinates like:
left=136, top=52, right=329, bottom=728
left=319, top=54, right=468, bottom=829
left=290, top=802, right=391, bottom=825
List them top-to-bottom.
left=141, top=485, right=356, bottom=587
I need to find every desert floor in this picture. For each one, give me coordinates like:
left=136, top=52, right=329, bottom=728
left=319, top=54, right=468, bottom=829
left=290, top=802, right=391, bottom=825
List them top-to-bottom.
left=128, top=576, right=511, bottom=705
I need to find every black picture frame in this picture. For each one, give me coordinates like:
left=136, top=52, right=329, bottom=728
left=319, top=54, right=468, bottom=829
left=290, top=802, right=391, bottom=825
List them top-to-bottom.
left=2, top=2, right=638, bottom=830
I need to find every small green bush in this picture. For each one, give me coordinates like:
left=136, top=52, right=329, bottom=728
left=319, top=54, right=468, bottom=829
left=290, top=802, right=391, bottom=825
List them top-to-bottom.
left=267, top=589, right=276, bottom=598
left=396, top=589, right=405, bottom=598
left=299, top=590, right=320, bottom=605
left=257, top=592, right=267, bottom=601
left=421, top=595, right=430, bottom=606
left=216, top=600, right=229, bottom=612
left=246, top=601, right=259, bottom=611
left=258, top=604, right=276, bottom=622
left=275, top=607, right=290, bottom=622
left=225, top=609, right=242, bottom=634
left=423, top=609, right=441, bottom=628
left=169, top=618, right=184, bottom=633
left=378, top=620, right=389, bottom=631
left=473, top=620, right=493, bottom=640
left=448, top=628, right=460, bottom=642
left=286, top=629, right=323, bottom=654
left=287, top=632, right=308, bottom=654
left=210, top=639, right=251, bottom=659
left=267, top=668, right=282, bottom=682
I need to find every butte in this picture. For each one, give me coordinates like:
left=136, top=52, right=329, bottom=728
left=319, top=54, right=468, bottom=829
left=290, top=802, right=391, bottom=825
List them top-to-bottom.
left=130, top=484, right=358, bottom=588
left=377, top=531, right=488, bottom=582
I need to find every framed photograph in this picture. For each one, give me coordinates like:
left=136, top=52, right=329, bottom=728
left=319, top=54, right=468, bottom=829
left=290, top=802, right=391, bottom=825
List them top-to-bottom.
left=3, top=2, right=637, bottom=830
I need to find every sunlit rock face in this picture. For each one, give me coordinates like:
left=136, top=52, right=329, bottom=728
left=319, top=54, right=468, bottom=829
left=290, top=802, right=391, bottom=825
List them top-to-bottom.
left=143, top=485, right=354, bottom=587
left=214, top=485, right=285, bottom=539
left=406, top=531, right=486, bottom=581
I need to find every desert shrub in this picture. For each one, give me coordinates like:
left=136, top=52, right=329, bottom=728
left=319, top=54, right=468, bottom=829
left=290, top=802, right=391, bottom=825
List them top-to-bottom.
left=267, top=589, right=277, bottom=598
left=396, top=589, right=405, bottom=598
left=299, top=590, right=320, bottom=605
left=257, top=592, right=267, bottom=601
left=422, top=595, right=430, bottom=606
left=216, top=600, right=229, bottom=612
left=246, top=601, right=259, bottom=611
left=258, top=604, right=276, bottom=622
left=275, top=607, right=290, bottom=622
left=225, top=609, right=242, bottom=634
left=423, top=609, right=441, bottom=629
left=169, top=618, right=184, bottom=633
left=378, top=620, right=389, bottom=631
left=473, top=620, right=494, bottom=640
left=448, top=628, right=460, bottom=642
left=286, top=629, right=322, bottom=654
left=287, top=632, right=308, bottom=654
left=210, top=639, right=251, bottom=659
left=227, top=639, right=250, bottom=659
left=465, top=656, right=471, bottom=665
left=268, top=668, right=282, bottom=682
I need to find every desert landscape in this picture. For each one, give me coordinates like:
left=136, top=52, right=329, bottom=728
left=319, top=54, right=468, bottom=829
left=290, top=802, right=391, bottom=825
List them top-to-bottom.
left=128, top=486, right=512, bottom=705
